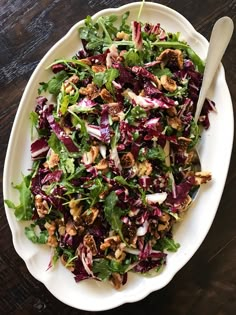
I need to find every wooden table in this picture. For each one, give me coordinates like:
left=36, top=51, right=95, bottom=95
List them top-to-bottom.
left=0, top=1, right=235, bottom=314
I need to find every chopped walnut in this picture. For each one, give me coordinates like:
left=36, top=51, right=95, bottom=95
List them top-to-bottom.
left=116, top=31, right=130, bottom=40
left=157, top=49, right=184, bottom=69
left=79, top=58, right=92, bottom=66
left=92, top=65, right=106, bottom=73
left=63, top=74, right=79, bottom=94
left=160, top=75, right=177, bottom=92
left=153, top=76, right=162, bottom=90
left=79, top=83, right=100, bottom=99
left=100, top=88, right=114, bottom=103
left=107, top=102, right=123, bottom=121
left=166, top=106, right=178, bottom=117
left=167, top=116, right=182, bottom=131
left=178, top=136, right=192, bottom=150
left=82, top=146, right=99, bottom=165
left=44, top=150, right=59, bottom=169
left=185, top=150, right=199, bottom=165
left=121, top=152, right=135, bottom=168
left=95, top=158, right=109, bottom=171
left=136, top=160, right=153, bottom=176
left=194, top=171, right=212, bottom=185
left=178, top=194, right=192, bottom=212
left=35, top=195, right=49, bottom=218
left=69, top=198, right=83, bottom=220
left=81, top=207, right=99, bottom=225
left=159, top=212, right=171, bottom=223
left=44, top=221, right=56, bottom=236
left=65, top=221, right=77, bottom=236
left=149, top=222, right=160, bottom=239
left=157, top=222, right=169, bottom=231
left=123, top=223, right=138, bottom=248
left=58, top=225, right=66, bottom=236
left=83, top=234, right=98, bottom=256
left=47, top=235, right=58, bottom=248
left=100, top=235, right=121, bottom=251
left=114, top=247, right=126, bottom=261
left=110, top=272, right=123, bottom=290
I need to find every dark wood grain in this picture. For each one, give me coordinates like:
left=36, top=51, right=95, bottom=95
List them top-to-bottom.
left=0, top=0, right=235, bottom=314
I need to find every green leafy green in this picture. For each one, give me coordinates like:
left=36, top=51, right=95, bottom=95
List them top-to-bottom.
left=120, top=11, right=130, bottom=33
left=97, top=15, right=118, bottom=42
left=79, top=16, right=109, bottom=52
left=124, top=50, right=142, bottom=67
left=152, top=67, right=172, bottom=78
left=93, top=68, right=120, bottom=92
left=105, top=68, right=120, bottom=93
left=47, top=70, right=69, bottom=96
left=93, top=71, right=106, bottom=88
left=38, top=82, right=48, bottom=95
left=57, top=83, right=79, bottom=115
left=127, top=105, right=147, bottom=124
left=29, top=111, right=39, bottom=139
left=188, top=120, right=200, bottom=150
left=48, top=132, right=62, bottom=154
left=146, top=146, right=166, bottom=161
left=5, top=175, right=33, bottom=221
left=114, top=176, right=137, bottom=188
left=89, top=178, right=105, bottom=206
left=104, top=191, right=124, bottom=240
left=25, top=224, right=49, bottom=244
left=155, top=237, right=180, bottom=252
left=93, top=258, right=130, bottom=280
left=92, top=259, right=111, bottom=280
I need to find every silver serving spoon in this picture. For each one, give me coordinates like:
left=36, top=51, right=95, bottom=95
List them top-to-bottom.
left=194, top=16, right=234, bottom=122
left=191, top=17, right=233, bottom=202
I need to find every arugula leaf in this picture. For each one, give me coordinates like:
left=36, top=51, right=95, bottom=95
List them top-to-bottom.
left=120, top=11, right=130, bottom=33
left=98, top=15, right=118, bottom=40
left=79, top=16, right=105, bottom=53
left=186, top=47, right=205, bottom=73
left=123, top=50, right=142, bottom=67
left=152, top=67, right=172, bottom=78
left=105, top=68, right=120, bottom=93
left=47, top=70, right=69, bottom=96
left=93, top=71, right=106, bottom=88
left=38, top=82, right=48, bottom=95
left=57, top=83, right=79, bottom=115
left=165, top=83, right=188, bottom=98
left=127, top=105, right=147, bottom=125
left=29, top=111, right=39, bottom=139
left=69, top=111, right=90, bottom=153
left=188, top=120, right=200, bottom=150
left=48, top=132, right=62, bottom=154
left=146, top=146, right=166, bottom=161
left=64, top=157, right=75, bottom=174
left=5, top=175, right=33, bottom=221
left=114, top=176, right=137, bottom=188
left=89, top=178, right=105, bottom=206
left=104, top=191, right=124, bottom=240
left=25, top=224, right=48, bottom=244
left=155, top=237, right=180, bottom=252
left=50, top=247, right=61, bottom=268
left=93, top=258, right=130, bottom=280
left=93, top=259, right=112, bottom=280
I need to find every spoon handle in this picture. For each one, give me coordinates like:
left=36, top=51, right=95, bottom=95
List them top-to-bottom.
left=194, top=17, right=234, bottom=123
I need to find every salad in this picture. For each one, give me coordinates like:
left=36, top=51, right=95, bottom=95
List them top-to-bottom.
left=5, top=11, right=214, bottom=289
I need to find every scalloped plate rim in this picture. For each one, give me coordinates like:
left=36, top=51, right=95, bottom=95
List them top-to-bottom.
left=3, top=1, right=234, bottom=311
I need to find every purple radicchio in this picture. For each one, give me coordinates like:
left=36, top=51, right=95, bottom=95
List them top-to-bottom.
left=132, top=21, right=143, bottom=50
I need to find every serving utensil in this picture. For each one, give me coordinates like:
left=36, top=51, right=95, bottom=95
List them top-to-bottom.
left=194, top=16, right=234, bottom=122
